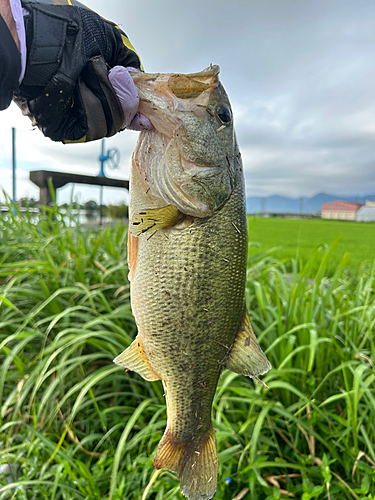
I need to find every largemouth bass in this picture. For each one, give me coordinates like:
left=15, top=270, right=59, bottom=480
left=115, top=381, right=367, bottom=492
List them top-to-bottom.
left=114, top=65, right=271, bottom=500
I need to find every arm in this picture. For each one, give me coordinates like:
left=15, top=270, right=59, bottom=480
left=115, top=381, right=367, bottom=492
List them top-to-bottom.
left=0, top=0, right=21, bottom=109
left=0, top=0, right=19, bottom=49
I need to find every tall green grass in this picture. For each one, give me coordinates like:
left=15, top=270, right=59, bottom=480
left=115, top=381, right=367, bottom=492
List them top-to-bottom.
left=0, top=203, right=374, bottom=499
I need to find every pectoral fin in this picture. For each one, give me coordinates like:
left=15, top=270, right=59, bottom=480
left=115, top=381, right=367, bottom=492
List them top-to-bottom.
left=130, top=205, right=182, bottom=236
left=225, top=308, right=271, bottom=378
left=114, top=336, right=160, bottom=381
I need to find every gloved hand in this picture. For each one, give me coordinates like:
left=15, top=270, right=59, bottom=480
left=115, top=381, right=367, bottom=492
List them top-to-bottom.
left=13, top=0, right=152, bottom=143
left=108, top=66, right=152, bottom=131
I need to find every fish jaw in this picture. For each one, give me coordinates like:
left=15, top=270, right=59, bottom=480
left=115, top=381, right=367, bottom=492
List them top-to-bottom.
left=131, top=66, right=236, bottom=218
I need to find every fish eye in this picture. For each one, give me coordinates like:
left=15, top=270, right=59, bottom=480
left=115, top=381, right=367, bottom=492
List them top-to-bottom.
left=217, top=105, right=232, bottom=124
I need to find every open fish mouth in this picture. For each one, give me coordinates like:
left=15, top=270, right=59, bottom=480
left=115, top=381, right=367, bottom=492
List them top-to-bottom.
left=130, top=64, right=220, bottom=87
left=132, top=66, right=221, bottom=137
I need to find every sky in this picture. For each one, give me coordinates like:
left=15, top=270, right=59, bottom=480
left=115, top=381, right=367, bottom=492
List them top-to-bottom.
left=1, top=0, right=375, bottom=204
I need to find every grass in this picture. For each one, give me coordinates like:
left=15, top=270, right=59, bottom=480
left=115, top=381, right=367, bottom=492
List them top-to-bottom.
left=0, top=202, right=374, bottom=499
left=248, top=217, right=375, bottom=276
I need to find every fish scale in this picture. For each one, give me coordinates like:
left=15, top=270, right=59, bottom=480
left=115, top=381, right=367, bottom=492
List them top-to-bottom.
left=114, top=66, right=271, bottom=500
left=131, top=160, right=247, bottom=463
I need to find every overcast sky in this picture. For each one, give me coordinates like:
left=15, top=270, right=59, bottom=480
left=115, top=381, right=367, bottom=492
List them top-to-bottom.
left=1, top=0, right=375, bottom=204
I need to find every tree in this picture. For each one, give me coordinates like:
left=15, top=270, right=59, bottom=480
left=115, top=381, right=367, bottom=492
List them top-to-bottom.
left=20, top=197, right=37, bottom=208
left=83, top=200, right=99, bottom=220
left=106, top=203, right=128, bottom=220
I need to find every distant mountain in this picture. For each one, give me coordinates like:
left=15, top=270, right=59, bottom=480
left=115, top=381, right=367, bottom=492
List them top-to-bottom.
left=246, top=192, right=375, bottom=213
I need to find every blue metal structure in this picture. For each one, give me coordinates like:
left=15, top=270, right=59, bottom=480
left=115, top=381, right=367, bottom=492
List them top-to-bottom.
left=97, top=138, right=120, bottom=225
left=98, top=138, right=120, bottom=177
left=98, top=138, right=107, bottom=177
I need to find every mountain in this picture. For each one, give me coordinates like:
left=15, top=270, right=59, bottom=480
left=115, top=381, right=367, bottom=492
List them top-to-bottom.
left=246, top=193, right=375, bottom=214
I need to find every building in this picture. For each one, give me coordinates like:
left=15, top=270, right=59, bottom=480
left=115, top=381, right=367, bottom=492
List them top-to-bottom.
left=321, top=200, right=363, bottom=221
left=356, top=201, right=375, bottom=222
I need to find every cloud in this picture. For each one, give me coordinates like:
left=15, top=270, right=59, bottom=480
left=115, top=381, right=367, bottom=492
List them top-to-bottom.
left=1, top=0, right=375, bottom=202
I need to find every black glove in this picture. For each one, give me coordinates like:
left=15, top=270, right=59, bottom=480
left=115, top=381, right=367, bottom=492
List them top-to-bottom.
left=13, top=0, right=143, bottom=143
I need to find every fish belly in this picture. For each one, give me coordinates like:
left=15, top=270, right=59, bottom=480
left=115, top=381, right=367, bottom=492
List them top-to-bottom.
left=128, top=157, right=247, bottom=499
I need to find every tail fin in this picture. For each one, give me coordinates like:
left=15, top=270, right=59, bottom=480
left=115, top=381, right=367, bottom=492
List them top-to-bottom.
left=153, top=425, right=218, bottom=500
left=180, top=425, right=218, bottom=500
left=153, top=428, right=186, bottom=474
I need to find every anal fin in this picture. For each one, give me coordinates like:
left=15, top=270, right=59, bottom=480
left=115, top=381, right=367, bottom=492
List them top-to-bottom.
left=130, top=205, right=182, bottom=236
left=225, top=308, right=272, bottom=378
left=114, top=336, right=159, bottom=381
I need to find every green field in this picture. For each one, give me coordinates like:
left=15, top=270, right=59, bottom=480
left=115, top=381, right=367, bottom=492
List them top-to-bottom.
left=0, top=206, right=374, bottom=500
left=248, top=217, right=375, bottom=275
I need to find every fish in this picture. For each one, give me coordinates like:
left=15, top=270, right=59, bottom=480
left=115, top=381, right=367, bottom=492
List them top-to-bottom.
left=114, top=65, right=271, bottom=500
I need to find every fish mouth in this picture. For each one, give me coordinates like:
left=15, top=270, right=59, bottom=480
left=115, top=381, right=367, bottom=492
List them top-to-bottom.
left=131, top=65, right=220, bottom=88
left=133, top=66, right=221, bottom=132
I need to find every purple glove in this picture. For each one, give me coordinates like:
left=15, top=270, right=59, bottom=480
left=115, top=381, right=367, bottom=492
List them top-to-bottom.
left=108, top=66, right=152, bottom=132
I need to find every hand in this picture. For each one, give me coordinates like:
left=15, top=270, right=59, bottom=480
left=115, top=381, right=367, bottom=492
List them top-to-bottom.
left=13, top=0, right=151, bottom=142
left=108, top=66, right=152, bottom=132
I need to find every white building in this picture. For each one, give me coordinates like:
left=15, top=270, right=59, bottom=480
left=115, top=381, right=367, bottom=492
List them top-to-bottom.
left=356, top=201, right=375, bottom=222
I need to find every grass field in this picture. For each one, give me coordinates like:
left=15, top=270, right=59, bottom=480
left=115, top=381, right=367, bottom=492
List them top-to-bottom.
left=0, top=205, right=374, bottom=499
left=248, top=217, right=375, bottom=276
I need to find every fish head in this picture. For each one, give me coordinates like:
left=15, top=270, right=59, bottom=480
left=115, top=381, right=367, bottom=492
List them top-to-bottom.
left=132, top=66, right=237, bottom=217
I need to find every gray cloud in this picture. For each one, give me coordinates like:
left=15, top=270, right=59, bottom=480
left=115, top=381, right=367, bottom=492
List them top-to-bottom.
left=1, top=0, right=375, bottom=201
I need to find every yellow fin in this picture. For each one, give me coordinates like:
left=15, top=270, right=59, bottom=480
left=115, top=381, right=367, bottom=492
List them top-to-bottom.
left=130, top=205, right=181, bottom=236
left=225, top=308, right=272, bottom=378
left=114, top=336, right=159, bottom=381
left=154, top=424, right=218, bottom=500
left=153, top=428, right=186, bottom=473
